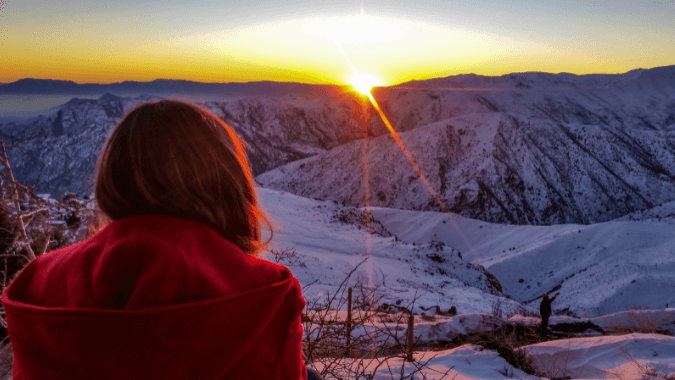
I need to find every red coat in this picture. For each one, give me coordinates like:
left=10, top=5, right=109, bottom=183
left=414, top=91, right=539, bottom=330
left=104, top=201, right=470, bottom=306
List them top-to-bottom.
left=1, top=215, right=307, bottom=380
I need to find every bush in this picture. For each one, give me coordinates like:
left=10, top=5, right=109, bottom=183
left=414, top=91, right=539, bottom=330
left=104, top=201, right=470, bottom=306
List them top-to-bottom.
left=0, top=136, right=103, bottom=376
left=268, top=247, right=305, bottom=267
left=302, top=258, right=454, bottom=379
left=449, top=324, right=539, bottom=375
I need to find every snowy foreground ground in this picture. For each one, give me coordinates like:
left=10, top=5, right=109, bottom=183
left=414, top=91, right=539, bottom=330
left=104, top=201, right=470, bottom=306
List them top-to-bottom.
left=258, top=188, right=675, bottom=379
left=320, top=334, right=675, bottom=380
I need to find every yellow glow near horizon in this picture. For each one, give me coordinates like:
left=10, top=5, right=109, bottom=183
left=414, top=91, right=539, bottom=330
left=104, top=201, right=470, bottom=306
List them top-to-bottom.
left=1, top=12, right=674, bottom=84
left=350, top=73, right=381, bottom=94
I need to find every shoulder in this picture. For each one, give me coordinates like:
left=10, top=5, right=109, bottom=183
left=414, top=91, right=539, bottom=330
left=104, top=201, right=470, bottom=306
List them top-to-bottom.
left=5, top=216, right=198, bottom=308
left=50, top=216, right=189, bottom=280
left=149, top=217, right=302, bottom=300
left=168, top=217, right=293, bottom=280
left=2, top=236, right=93, bottom=307
left=244, top=254, right=295, bottom=277
left=244, top=255, right=301, bottom=289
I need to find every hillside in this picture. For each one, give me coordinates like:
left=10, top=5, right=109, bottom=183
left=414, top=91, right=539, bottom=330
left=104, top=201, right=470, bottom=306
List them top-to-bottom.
left=259, top=65, right=675, bottom=225
left=3, top=66, right=675, bottom=225
left=0, top=91, right=380, bottom=192
left=260, top=187, right=675, bottom=317
left=257, top=188, right=516, bottom=315
left=261, top=188, right=675, bottom=377
left=367, top=204, right=675, bottom=317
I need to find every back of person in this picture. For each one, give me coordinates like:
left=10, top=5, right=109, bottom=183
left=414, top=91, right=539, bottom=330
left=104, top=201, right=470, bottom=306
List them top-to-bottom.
left=1, top=100, right=309, bottom=379
left=539, top=292, right=558, bottom=319
left=539, top=292, right=559, bottom=339
left=540, top=295, right=551, bottom=318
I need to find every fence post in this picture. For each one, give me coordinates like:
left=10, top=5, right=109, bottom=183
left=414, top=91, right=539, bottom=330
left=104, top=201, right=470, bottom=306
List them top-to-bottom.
left=345, top=287, right=352, bottom=357
left=406, top=313, right=414, bottom=362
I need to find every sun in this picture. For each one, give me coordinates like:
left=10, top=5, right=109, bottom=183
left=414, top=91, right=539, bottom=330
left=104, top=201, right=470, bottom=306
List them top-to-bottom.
left=350, top=72, right=382, bottom=95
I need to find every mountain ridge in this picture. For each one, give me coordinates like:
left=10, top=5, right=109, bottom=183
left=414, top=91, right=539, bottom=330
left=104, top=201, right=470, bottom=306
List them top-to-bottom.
left=3, top=65, right=675, bottom=225
left=4, top=65, right=673, bottom=94
left=258, top=65, right=675, bottom=224
left=0, top=78, right=348, bottom=97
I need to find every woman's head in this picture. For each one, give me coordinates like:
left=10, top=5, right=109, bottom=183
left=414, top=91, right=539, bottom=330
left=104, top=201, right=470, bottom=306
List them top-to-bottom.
left=95, top=99, right=269, bottom=255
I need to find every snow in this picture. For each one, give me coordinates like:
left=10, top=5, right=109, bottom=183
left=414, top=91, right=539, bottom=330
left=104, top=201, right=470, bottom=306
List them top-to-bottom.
left=257, top=65, right=675, bottom=226
left=7, top=66, right=675, bottom=378
left=9, top=66, right=675, bottom=226
left=259, top=184, right=675, bottom=318
left=258, top=188, right=521, bottom=316
left=259, top=188, right=675, bottom=378
left=619, top=200, right=675, bottom=223
left=367, top=206, right=675, bottom=317
left=509, top=308, right=675, bottom=337
left=593, top=309, right=675, bottom=335
left=525, top=333, right=675, bottom=379
left=312, top=345, right=538, bottom=380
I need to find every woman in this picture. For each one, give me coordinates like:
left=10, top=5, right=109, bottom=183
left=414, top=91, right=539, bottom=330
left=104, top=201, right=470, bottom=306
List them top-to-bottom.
left=2, top=100, right=314, bottom=379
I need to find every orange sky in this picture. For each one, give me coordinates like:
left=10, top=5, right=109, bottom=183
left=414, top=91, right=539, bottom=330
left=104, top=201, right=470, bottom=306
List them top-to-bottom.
left=2, top=1, right=674, bottom=85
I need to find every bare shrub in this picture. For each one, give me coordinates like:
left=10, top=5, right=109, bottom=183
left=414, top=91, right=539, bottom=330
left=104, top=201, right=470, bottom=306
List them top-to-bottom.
left=0, top=135, right=104, bottom=377
left=268, top=247, right=305, bottom=267
left=302, top=258, right=454, bottom=379
left=491, top=298, right=503, bottom=318
left=506, top=305, right=539, bottom=319
left=605, top=312, right=671, bottom=335
left=450, top=324, right=539, bottom=376
left=0, top=337, right=11, bottom=379
left=529, top=340, right=574, bottom=379
left=605, top=342, right=675, bottom=380
left=495, top=364, right=516, bottom=378
left=640, top=364, right=675, bottom=380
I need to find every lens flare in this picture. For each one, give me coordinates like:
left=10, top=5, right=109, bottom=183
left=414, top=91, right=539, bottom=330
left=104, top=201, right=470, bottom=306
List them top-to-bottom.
left=336, top=39, right=477, bottom=292
left=363, top=91, right=476, bottom=255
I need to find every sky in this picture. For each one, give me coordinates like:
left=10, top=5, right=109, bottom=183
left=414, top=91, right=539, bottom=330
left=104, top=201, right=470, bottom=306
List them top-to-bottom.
left=1, top=0, right=674, bottom=86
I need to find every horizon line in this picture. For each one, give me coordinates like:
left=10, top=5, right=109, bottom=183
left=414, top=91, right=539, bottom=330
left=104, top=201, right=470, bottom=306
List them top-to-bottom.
left=2, top=64, right=673, bottom=87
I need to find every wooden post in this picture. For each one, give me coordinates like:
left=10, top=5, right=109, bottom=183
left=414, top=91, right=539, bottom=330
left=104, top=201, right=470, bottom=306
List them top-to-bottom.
left=345, top=287, right=352, bottom=357
left=406, top=313, right=414, bottom=362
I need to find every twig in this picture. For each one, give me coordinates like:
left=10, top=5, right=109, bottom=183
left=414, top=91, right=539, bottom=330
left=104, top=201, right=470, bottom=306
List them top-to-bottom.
left=0, top=139, right=35, bottom=260
left=41, top=234, right=51, bottom=255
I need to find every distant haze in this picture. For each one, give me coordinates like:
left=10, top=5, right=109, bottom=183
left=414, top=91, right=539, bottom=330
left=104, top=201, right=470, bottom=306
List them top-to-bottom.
left=0, top=79, right=347, bottom=119
left=0, top=94, right=237, bottom=120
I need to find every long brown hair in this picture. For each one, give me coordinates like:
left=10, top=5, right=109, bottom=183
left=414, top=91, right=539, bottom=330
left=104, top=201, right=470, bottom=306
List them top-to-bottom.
left=95, top=99, right=270, bottom=255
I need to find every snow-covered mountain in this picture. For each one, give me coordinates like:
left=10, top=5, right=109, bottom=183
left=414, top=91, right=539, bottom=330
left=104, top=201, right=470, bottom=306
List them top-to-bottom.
left=259, top=65, right=675, bottom=225
left=3, top=66, right=675, bottom=225
left=5, top=67, right=675, bottom=377
left=0, top=78, right=346, bottom=97
left=0, top=90, right=382, bottom=193
left=257, top=186, right=675, bottom=317
left=240, top=188, right=675, bottom=377
left=258, top=188, right=515, bottom=316
left=367, top=204, right=675, bottom=317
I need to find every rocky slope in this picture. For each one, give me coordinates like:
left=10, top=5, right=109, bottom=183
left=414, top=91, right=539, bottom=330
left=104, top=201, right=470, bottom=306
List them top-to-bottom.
left=258, top=65, right=675, bottom=225
left=3, top=66, right=675, bottom=224
left=0, top=90, right=386, bottom=193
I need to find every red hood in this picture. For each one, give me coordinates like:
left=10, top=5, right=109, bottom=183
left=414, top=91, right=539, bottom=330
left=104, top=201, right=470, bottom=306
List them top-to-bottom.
left=1, top=215, right=307, bottom=380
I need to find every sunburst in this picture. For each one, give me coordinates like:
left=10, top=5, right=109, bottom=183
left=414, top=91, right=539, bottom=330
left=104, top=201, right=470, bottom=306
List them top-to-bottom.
left=350, top=72, right=381, bottom=95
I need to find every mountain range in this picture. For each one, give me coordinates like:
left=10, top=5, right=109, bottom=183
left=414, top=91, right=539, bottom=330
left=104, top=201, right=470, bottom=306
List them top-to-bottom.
left=2, top=65, right=675, bottom=225
left=259, top=65, right=675, bottom=224
left=0, top=78, right=346, bottom=98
